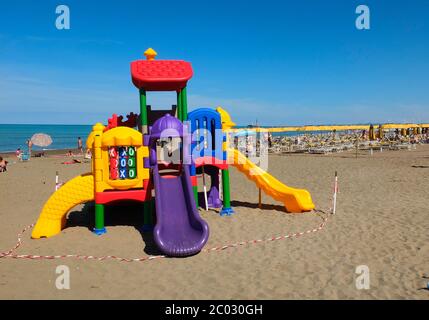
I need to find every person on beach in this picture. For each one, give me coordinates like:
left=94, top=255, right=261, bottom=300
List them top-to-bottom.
left=395, top=129, right=400, bottom=141
left=77, top=137, right=83, bottom=154
left=26, top=139, right=32, bottom=157
left=15, top=148, right=22, bottom=160
left=85, top=148, right=92, bottom=159
left=67, top=150, right=74, bottom=156
left=0, top=156, right=8, bottom=172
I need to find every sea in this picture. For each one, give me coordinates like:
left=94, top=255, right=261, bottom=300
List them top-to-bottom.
left=0, top=124, right=92, bottom=153
left=0, top=124, right=337, bottom=153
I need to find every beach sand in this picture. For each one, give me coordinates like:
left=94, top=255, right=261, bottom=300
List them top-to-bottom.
left=0, top=146, right=428, bottom=299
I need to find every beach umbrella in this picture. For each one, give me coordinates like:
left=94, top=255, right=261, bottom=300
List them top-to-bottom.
left=368, top=125, right=375, bottom=141
left=377, top=125, right=384, bottom=139
left=30, top=133, right=53, bottom=147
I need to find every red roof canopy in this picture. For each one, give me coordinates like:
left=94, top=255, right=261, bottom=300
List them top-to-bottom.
left=131, top=60, right=193, bottom=91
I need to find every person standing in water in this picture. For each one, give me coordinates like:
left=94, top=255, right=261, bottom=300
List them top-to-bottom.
left=77, top=137, right=83, bottom=154
left=27, top=139, right=33, bottom=157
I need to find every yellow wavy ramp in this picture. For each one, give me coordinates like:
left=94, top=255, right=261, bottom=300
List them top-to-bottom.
left=228, top=149, right=315, bottom=213
left=31, top=173, right=94, bottom=239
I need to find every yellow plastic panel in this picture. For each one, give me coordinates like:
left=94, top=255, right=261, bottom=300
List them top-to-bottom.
left=101, top=127, right=143, bottom=147
left=32, top=173, right=94, bottom=239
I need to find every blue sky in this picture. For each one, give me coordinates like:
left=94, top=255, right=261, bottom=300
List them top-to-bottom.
left=0, top=0, right=428, bottom=125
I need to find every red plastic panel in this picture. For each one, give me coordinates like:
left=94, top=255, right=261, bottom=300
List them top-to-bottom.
left=131, top=60, right=193, bottom=91
left=195, top=156, right=228, bottom=170
left=95, top=180, right=152, bottom=204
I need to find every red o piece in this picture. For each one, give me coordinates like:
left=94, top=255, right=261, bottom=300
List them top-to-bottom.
left=110, top=167, right=119, bottom=180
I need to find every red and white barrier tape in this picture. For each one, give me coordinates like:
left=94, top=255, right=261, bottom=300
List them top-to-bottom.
left=0, top=211, right=329, bottom=263
left=204, top=211, right=328, bottom=253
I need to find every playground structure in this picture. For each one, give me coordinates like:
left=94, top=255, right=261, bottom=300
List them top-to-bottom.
left=31, top=49, right=315, bottom=257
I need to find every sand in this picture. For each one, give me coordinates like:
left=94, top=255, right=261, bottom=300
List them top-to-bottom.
left=0, top=146, right=428, bottom=299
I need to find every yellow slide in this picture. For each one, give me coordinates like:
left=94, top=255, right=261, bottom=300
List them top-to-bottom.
left=228, top=148, right=315, bottom=213
left=31, top=173, right=94, bottom=239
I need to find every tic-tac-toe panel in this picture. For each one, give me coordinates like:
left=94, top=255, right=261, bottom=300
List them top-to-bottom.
left=94, top=126, right=149, bottom=192
left=108, top=146, right=138, bottom=180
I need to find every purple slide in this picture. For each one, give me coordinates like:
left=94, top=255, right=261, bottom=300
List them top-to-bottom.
left=152, top=165, right=209, bottom=257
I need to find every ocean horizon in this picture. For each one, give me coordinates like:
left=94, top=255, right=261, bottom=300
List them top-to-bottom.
left=0, top=123, right=351, bottom=153
left=0, top=124, right=92, bottom=153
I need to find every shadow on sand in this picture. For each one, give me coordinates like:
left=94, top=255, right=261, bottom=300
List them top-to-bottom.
left=230, top=200, right=286, bottom=213
left=67, top=201, right=163, bottom=256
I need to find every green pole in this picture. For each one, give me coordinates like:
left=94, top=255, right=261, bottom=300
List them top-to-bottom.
left=181, top=86, right=188, bottom=121
left=140, top=88, right=150, bottom=227
left=139, top=89, right=148, bottom=133
left=176, top=90, right=180, bottom=120
left=177, top=90, right=183, bottom=121
left=222, top=169, right=231, bottom=208
left=193, top=185, right=199, bottom=208
left=94, top=203, right=106, bottom=234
